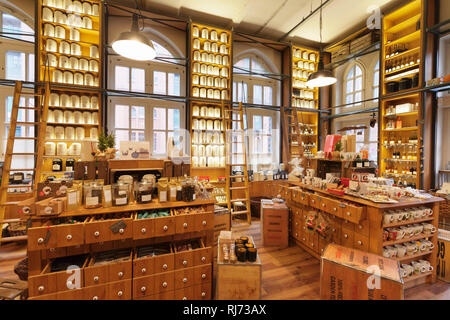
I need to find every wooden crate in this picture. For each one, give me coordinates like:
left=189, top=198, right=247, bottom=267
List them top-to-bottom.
left=349, top=31, right=380, bottom=54
left=331, top=44, right=350, bottom=63
left=261, top=200, right=289, bottom=247
left=437, top=234, right=450, bottom=282
left=321, top=244, right=404, bottom=300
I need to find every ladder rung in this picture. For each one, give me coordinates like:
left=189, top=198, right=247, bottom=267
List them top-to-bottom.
left=20, top=92, right=42, bottom=96
left=18, top=107, right=39, bottom=110
left=16, top=122, right=39, bottom=125
left=12, top=137, right=38, bottom=140
left=8, top=153, right=37, bottom=156
left=231, top=153, right=244, bottom=155
left=230, top=164, right=245, bottom=166
left=8, top=168, right=35, bottom=171
left=230, top=175, right=245, bottom=178
left=1, top=185, right=31, bottom=189
left=230, top=186, right=247, bottom=190
left=230, top=198, right=248, bottom=203
left=0, top=202, right=20, bottom=207
left=232, top=210, right=249, bottom=216
left=1, top=218, right=22, bottom=223
left=0, top=235, right=28, bottom=243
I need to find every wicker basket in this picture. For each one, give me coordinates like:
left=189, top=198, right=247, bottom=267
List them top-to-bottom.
left=430, top=191, right=450, bottom=228
left=7, top=222, right=27, bottom=237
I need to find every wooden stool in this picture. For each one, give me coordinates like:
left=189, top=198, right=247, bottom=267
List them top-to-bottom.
left=0, top=278, right=28, bottom=300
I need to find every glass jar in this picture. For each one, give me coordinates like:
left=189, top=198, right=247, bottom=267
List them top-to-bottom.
left=157, top=178, right=169, bottom=203
left=181, top=178, right=196, bottom=202
left=135, top=180, right=154, bottom=204
left=84, top=182, right=103, bottom=209
left=112, top=183, right=130, bottom=206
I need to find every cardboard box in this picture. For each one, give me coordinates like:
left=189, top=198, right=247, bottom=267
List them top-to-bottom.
left=347, top=135, right=356, bottom=153
left=37, top=180, right=73, bottom=201
left=16, top=197, right=36, bottom=216
left=35, top=197, right=66, bottom=216
left=261, top=201, right=289, bottom=248
left=437, top=235, right=450, bottom=282
left=321, top=244, right=404, bottom=300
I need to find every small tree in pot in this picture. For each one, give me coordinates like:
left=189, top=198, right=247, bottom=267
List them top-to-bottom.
left=95, top=130, right=117, bottom=160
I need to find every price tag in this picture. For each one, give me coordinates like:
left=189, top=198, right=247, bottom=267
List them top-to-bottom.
left=110, top=220, right=127, bottom=234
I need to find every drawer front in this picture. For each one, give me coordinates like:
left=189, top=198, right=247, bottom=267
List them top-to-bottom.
left=291, top=189, right=300, bottom=203
left=299, top=192, right=309, bottom=206
left=309, top=194, right=321, bottom=210
left=319, top=197, right=329, bottom=212
left=325, top=198, right=342, bottom=218
left=342, top=203, right=365, bottom=224
left=194, top=212, right=214, bottom=232
left=175, top=214, right=196, bottom=234
left=153, top=216, right=175, bottom=237
left=108, top=218, right=133, bottom=241
left=133, top=219, right=154, bottom=240
left=341, top=219, right=355, bottom=232
left=355, top=219, right=370, bottom=237
left=85, top=221, right=109, bottom=244
left=55, top=223, right=84, bottom=247
left=329, top=223, right=341, bottom=244
left=28, top=226, right=58, bottom=251
left=341, top=229, right=354, bottom=248
left=309, top=232, right=319, bottom=253
left=354, top=233, right=369, bottom=252
left=319, top=238, right=329, bottom=256
left=90, top=241, right=115, bottom=253
left=66, top=245, right=88, bottom=256
left=194, top=246, right=212, bottom=266
left=46, top=247, right=67, bottom=259
left=175, top=250, right=194, bottom=269
left=154, top=253, right=174, bottom=273
left=133, top=257, right=155, bottom=277
left=109, top=260, right=132, bottom=282
left=84, top=264, right=108, bottom=286
left=193, top=264, right=211, bottom=285
left=174, top=267, right=195, bottom=289
left=56, top=268, right=84, bottom=292
left=154, top=271, right=175, bottom=293
left=28, top=273, right=57, bottom=297
left=132, top=275, right=156, bottom=299
left=108, top=280, right=132, bottom=300
left=194, top=282, right=211, bottom=300
left=83, top=284, right=108, bottom=300
left=175, top=286, right=195, bottom=300
left=57, top=288, right=84, bottom=300
left=147, top=290, right=175, bottom=300
left=28, top=293, right=58, bottom=300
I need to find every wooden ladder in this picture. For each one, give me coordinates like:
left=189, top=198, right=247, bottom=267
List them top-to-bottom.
left=0, top=81, right=50, bottom=244
left=225, top=102, right=251, bottom=225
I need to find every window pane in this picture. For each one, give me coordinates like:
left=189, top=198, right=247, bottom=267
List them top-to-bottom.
left=2, top=13, right=34, bottom=42
left=152, top=41, right=173, bottom=58
left=6, top=51, right=26, bottom=80
left=28, top=54, right=35, bottom=81
left=234, top=58, right=250, bottom=73
left=251, top=59, right=266, bottom=74
left=355, top=65, right=362, bottom=77
left=115, top=66, right=130, bottom=91
left=346, top=67, right=354, bottom=80
left=131, top=68, right=145, bottom=92
left=153, top=71, right=167, bottom=95
left=373, top=71, right=379, bottom=87
left=168, top=73, right=180, bottom=96
left=355, top=77, right=362, bottom=91
left=346, top=79, right=353, bottom=94
left=233, top=82, right=237, bottom=102
left=253, top=85, right=262, bottom=104
left=263, top=86, right=272, bottom=106
left=373, top=87, right=379, bottom=98
left=354, top=92, right=362, bottom=105
left=346, top=95, right=353, bottom=104
left=115, top=105, right=129, bottom=128
left=131, top=106, right=145, bottom=129
left=153, top=107, right=166, bottom=130
left=167, top=109, right=180, bottom=130
left=253, top=115, right=262, bottom=131
left=263, top=116, right=272, bottom=134
left=369, top=122, right=378, bottom=141
left=115, top=130, right=130, bottom=146
left=356, top=130, right=364, bottom=142
left=131, top=131, right=145, bottom=141
left=153, top=131, right=166, bottom=154
left=356, top=143, right=364, bottom=153
left=369, top=143, right=378, bottom=162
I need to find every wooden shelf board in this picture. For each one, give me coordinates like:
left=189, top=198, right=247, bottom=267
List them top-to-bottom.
left=385, top=14, right=421, bottom=34
left=385, top=30, right=421, bottom=48
left=385, top=47, right=420, bottom=62
left=384, top=63, right=420, bottom=77
left=383, top=112, right=418, bottom=118
left=382, top=127, right=418, bottom=132
left=383, top=217, right=434, bottom=228
left=383, top=233, right=434, bottom=246
left=393, top=250, right=432, bottom=262
left=403, top=271, right=432, bottom=283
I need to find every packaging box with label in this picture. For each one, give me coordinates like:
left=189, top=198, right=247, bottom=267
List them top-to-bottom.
left=35, top=197, right=66, bottom=216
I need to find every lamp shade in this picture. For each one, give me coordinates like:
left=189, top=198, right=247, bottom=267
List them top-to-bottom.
left=111, top=14, right=156, bottom=61
left=306, top=69, right=337, bottom=87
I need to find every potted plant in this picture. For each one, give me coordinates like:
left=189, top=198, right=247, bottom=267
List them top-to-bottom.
left=95, top=130, right=117, bottom=160
left=332, top=140, right=341, bottom=160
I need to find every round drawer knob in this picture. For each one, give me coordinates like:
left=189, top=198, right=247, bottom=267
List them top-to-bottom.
left=312, top=200, right=315, bottom=203
left=322, top=203, right=325, bottom=207
left=333, top=208, right=337, bottom=211
left=346, top=212, right=351, bottom=216
left=202, top=220, right=207, bottom=226
left=295, top=222, right=298, bottom=226
left=183, top=223, right=188, bottom=228
left=163, top=225, right=168, bottom=231
left=358, top=225, right=363, bottom=229
left=119, top=228, right=124, bottom=234
left=141, top=228, right=146, bottom=234
left=332, top=229, right=336, bottom=232
left=94, top=231, right=100, bottom=237
left=295, top=233, right=298, bottom=237
left=344, top=234, right=348, bottom=238
left=66, top=235, right=72, bottom=240
left=37, top=238, right=44, bottom=244
left=303, top=238, right=306, bottom=241
left=358, top=240, right=362, bottom=245
left=50, top=248, right=56, bottom=252
left=321, top=249, right=324, bottom=253
left=201, top=257, right=206, bottom=263
left=182, top=260, right=187, bottom=266
left=162, top=264, right=168, bottom=270
left=141, top=268, right=146, bottom=274
left=118, top=272, right=124, bottom=278
left=201, top=274, right=206, bottom=279
left=94, top=276, right=99, bottom=282
left=183, top=278, right=188, bottom=283
left=162, top=282, right=168, bottom=288
left=38, top=285, right=45, bottom=292
left=141, top=286, right=146, bottom=292
left=117, top=291, right=123, bottom=297
left=201, top=292, right=206, bottom=297
left=92, top=296, right=98, bottom=300
left=183, top=297, right=187, bottom=300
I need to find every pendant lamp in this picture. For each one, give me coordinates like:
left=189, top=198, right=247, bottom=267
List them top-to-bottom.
left=306, top=1, right=336, bottom=88
left=112, top=14, right=156, bottom=61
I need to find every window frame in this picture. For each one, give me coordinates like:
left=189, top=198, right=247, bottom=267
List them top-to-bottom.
left=344, top=64, right=364, bottom=108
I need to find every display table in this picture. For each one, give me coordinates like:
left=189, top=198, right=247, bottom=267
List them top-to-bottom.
left=281, top=182, right=444, bottom=289
left=261, top=200, right=289, bottom=247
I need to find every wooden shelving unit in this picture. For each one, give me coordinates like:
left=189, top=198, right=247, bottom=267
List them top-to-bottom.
left=38, top=0, right=103, bottom=182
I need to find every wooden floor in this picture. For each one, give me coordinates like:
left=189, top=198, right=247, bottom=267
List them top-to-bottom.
left=1, top=218, right=449, bottom=300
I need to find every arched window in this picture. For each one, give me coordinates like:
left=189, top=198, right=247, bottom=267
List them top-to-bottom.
left=1, top=12, right=34, bottom=42
left=373, top=60, right=380, bottom=98
left=345, top=64, right=363, bottom=106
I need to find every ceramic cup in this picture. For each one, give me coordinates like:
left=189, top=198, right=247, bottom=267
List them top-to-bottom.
left=384, top=213, right=395, bottom=225
left=422, top=223, right=436, bottom=235
left=399, top=226, right=414, bottom=238
left=422, top=240, right=434, bottom=250
left=415, top=241, right=427, bottom=252
left=405, top=242, right=418, bottom=256
left=394, top=244, right=407, bottom=258
left=418, top=260, right=433, bottom=272
left=411, top=261, right=427, bottom=274
left=401, top=264, right=414, bottom=277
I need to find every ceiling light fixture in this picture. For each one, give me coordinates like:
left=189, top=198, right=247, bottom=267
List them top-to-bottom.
left=306, top=0, right=337, bottom=88
left=112, top=13, right=156, bottom=61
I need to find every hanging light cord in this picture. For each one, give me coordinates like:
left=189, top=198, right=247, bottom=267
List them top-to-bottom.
left=135, top=0, right=144, bottom=31
left=319, top=0, right=323, bottom=46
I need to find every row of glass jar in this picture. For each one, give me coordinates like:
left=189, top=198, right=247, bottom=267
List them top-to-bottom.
left=43, top=0, right=99, bottom=16
left=42, top=8, right=95, bottom=29
left=192, top=27, right=228, bottom=43
left=45, top=38, right=99, bottom=58
left=192, top=40, right=229, bottom=55
left=293, top=49, right=317, bottom=62
left=193, top=51, right=229, bottom=66
left=46, top=53, right=99, bottom=72
left=294, top=60, right=316, bottom=71
left=193, top=63, right=229, bottom=77
left=293, top=69, right=313, bottom=80
left=52, top=70, right=99, bottom=86
left=192, top=75, right=228, bottom=89
left=293, top=79, right=315, bottom=90
left=192, top=87, right=229, bottom=100
left=292, top=89, right=315, bottom=100
left=50, top=93, right=99, bottom=109
left=292, top=98, right=316, bottom=109
left=192, top=106, right=221, bottom=118
left=47, top=110, right=99, bottom=124
left=192, top=119, right=223, bottom=131
left=46, top=126, right=97, bottom=140
left=192, top=132, right=224, bottom=145
left=44, top=141, right=82, bottom=156
left=192, top=145, right=225, bottom=157
left=192, top=156, right=226, bottom=168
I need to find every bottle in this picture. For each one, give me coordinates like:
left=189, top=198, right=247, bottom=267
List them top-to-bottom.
left=396, top=116, right=402, bottom=128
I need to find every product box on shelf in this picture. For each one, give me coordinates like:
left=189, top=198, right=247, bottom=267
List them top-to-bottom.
left=37, top=180, right=73, bottom=201
left=16, top=197, right=36, bottom=216
left=35, top=197, right=66, bottom=216
left=437, top=235, right=450, bottom=282
left=321, top=244, right=404, bottom=300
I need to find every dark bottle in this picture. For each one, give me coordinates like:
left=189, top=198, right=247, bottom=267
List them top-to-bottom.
left=52, top=158, right=63, bottom=172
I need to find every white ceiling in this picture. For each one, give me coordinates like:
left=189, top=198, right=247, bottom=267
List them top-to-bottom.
left=139, top=0, right=401, bottom=45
